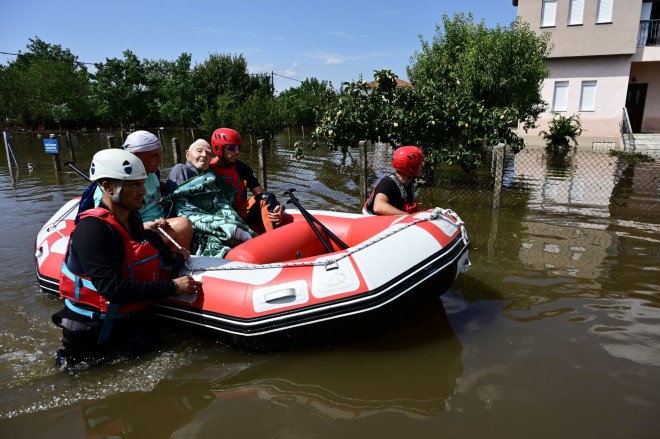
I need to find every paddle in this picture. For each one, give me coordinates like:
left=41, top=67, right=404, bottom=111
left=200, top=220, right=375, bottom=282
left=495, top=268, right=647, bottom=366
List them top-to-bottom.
left=64, top=161, right=93, bottom=183
left=283, top=188, right=349, bottom=251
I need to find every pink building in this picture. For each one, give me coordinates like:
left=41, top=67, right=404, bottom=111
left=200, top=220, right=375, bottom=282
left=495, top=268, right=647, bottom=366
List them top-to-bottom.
left=513, top=0, right=660, bottom=149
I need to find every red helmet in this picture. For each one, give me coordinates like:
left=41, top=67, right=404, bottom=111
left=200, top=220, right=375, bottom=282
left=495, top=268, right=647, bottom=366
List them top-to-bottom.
left=211, top=128, right=242, bottom=156
left=392, top=146, right=424, bottom=177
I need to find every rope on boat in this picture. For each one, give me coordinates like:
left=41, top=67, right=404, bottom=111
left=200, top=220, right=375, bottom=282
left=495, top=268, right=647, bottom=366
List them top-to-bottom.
left=46, top=200, right=80, bottom=233
left=194, top=208, right=468, bottom=274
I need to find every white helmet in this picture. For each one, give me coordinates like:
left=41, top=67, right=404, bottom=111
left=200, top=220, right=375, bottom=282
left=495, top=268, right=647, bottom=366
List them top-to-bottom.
left=89, top=149, right=147, bottom=181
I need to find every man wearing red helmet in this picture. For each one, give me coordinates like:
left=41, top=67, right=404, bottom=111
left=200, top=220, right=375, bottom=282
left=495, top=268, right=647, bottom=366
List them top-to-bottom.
left=209, top=128, right=290, bottom=233
left=363, top=145, right=424, bottom=215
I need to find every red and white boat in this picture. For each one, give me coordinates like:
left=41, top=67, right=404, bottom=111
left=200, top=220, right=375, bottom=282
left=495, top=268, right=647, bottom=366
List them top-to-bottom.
left=35, top=198, right=470, bottom=351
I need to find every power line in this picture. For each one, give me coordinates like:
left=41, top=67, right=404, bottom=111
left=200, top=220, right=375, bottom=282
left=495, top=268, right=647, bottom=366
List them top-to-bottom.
left=0, top=50, right=97, bottom=65
left=272, top=72, right=302, bottom=83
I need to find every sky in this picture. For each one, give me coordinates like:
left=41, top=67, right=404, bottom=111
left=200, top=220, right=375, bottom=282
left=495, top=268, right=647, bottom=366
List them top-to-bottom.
left=1, top=0, right=518, bottom=93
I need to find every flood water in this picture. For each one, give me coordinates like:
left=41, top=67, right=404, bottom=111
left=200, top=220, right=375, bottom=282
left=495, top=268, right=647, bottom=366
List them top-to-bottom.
left=1, top=131, right=659, bottom=438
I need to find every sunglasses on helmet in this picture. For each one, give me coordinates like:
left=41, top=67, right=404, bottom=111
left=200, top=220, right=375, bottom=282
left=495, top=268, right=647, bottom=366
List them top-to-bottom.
left=224, top=145, right=240, bottom=151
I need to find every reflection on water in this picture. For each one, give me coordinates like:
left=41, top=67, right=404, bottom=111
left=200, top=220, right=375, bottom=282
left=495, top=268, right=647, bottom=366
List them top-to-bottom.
left=1, top=131, right=659, bottom=437
left=209, top=299, right=461, bottom=421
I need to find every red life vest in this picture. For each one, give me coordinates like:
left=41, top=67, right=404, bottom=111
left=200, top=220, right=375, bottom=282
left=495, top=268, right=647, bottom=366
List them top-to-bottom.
left=210, top=158, right=250, bottom=216
left=59, top=208, right=162, bottom=315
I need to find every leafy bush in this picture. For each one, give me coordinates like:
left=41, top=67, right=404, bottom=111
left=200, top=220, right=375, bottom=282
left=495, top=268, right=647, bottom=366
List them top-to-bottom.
left=539, top=113, right=582, bottom=154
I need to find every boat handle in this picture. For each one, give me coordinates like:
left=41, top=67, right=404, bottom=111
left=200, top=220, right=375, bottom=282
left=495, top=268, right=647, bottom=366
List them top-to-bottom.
left=264, top=288, right=297, bottom=304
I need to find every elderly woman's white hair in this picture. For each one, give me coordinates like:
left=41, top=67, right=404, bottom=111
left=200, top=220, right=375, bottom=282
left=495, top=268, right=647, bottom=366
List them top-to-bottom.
left=188, top=139, right=211, bottom=151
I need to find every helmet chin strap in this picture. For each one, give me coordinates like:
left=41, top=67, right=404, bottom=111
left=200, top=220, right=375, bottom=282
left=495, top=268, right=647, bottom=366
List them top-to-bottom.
left=99, top=181, right=123, bottom=203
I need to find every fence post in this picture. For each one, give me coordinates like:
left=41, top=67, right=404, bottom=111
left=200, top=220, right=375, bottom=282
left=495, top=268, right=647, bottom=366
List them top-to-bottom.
left=3, top=131, right=16, bottom=185
left=63, top=132, right=76, bottom=163
left=50, top=134, right=62, bottom=172
left=106, top=135, right=115, bottom=149
left=171, top=138, right=182, bottom=164
left=257, top=138, right=268, bottom=191
left=359, top=140, right=369, bottom=204
left=492, top=143, right=505, bottom=209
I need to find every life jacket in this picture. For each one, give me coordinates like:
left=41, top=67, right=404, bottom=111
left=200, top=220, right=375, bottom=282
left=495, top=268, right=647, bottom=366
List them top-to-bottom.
left=210, top=159, right=250, bottom=217
left=362, top=174, right=418, bottom=215
left=59, top=208, right=162, bottom=318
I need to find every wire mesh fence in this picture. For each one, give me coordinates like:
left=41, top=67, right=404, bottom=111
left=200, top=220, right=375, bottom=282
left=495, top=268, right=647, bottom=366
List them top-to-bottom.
left=3, top=129, right=658, bottom=224
left=293, top=140, right=660, bottom=222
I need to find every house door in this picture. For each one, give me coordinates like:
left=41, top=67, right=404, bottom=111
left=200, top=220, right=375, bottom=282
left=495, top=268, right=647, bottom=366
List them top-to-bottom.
left=625, top=83, right=647, bottom=133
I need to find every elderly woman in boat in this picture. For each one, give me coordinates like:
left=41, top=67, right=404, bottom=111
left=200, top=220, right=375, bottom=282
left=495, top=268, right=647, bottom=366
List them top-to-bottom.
left=165, top=138, right=213, bottom=194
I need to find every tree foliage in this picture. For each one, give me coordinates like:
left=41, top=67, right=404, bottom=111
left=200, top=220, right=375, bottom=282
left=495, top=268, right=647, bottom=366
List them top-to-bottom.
left=408, top=13, right=551, bottom=131
left=312, top=14, right=551, bottom=173
left=0, top=37, right=91, bottom=127
left=92, top=50, right=152, bottom=127
left=153, top=53, right=197, bottom=128
left=192, top=53, right=271, bottom=132
left=313, top=69, right=522, bottom=173
left=277, top=78, right=336, bottom=127
left=234, top=92, right=289, bottom=146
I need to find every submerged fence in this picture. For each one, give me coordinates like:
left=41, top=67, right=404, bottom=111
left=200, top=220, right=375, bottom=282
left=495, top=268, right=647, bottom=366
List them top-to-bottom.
left=3, top=129, right=659, bottom=223
left=284, top=139, right=660, bottom=222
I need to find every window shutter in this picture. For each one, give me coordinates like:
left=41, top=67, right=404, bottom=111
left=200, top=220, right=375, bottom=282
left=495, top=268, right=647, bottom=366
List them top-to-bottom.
left=542, top=0, right=557, bottom=27
left=569, top=0, right=584, bottom=25
left=597, top=0, right=614, bottom=23
left=553, top=81, right=569, bottom=112
left=580, top=81, right=597, bottom=111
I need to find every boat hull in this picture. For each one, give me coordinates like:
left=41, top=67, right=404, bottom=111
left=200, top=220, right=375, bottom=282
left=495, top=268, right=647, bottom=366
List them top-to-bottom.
left=35, top=200, right=470, bottom=351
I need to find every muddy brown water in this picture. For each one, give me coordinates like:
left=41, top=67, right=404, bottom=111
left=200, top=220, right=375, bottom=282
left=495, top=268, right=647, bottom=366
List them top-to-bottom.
left=1, top=131, right=658, bottom=438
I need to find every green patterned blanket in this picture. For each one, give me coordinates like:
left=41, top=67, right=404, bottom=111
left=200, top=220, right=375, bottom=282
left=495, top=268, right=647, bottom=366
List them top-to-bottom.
left=162, top=171, right=256, bottom=257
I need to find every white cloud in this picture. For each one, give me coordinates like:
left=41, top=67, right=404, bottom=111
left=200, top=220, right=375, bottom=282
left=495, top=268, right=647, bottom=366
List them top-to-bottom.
left=325, top=57, right=344, bottom=65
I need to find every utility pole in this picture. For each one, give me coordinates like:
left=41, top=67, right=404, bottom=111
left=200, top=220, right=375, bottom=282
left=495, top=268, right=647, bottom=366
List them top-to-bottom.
left=271, top=71, right=275, bottom=99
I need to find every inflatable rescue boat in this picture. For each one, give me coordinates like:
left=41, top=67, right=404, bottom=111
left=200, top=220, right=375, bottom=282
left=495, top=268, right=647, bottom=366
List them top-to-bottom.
left=35, top=198, right=470, bottom=351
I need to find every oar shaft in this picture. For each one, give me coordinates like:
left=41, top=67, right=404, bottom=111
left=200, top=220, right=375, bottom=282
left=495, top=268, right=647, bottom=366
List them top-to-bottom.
left=64, top=161, right=93, bottom=183
left=285, top=189, right=333, bottom=253
left=285, top=189, right=349, bottom=250
left=157, top=226, right=184, bottom=251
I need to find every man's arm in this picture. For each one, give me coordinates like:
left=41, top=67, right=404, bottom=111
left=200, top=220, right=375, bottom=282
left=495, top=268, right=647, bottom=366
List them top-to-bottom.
left=73, top=217, right=176, bottom=304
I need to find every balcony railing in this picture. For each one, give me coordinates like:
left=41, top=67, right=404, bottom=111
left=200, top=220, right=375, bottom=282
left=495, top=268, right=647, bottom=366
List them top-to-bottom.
left=638, top=19, right=660, bottom=47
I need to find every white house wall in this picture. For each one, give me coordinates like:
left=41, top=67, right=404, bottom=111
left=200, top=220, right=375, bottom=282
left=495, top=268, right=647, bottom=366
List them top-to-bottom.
left=520, top=56, right=631, bottom=146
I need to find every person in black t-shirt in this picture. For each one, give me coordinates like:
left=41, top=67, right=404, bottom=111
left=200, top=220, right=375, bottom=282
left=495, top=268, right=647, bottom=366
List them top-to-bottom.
left=363, top=146, right=425, bottom=215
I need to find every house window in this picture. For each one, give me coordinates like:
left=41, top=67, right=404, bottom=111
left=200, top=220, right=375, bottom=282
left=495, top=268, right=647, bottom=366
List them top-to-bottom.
left=541, top=0, right=557, bottom=27
left=568, top=0, right=584, bottom=25
left=596, top=0, right=613, bottom=23
left=552, top=81, right=569, bottom=112
left=580, top=81, right=597, bottom=111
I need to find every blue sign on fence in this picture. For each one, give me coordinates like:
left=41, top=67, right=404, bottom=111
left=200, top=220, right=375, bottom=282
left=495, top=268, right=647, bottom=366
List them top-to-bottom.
left=44, top=138, right=59, bottom=154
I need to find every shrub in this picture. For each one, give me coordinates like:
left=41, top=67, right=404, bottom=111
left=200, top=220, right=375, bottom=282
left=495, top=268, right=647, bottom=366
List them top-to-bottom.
left=539, top=113, right=582, bottom=154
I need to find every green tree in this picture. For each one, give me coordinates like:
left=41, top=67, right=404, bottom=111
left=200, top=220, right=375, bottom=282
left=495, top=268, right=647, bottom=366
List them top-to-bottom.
left=408, top=13, right=551, bottom=131
left=313, top=14, right=550, bottom=174
left=0, top=37, right=91, bottom=128
left=91, top=50, right=155, bottom=127
left=155, top=53, right=197, bottom=129
left=192, top=53, right=270, bottom=131
left=314, top=68, right=523, bottom=173
left=277, top=78, right=336, bottom=127
left=234, top=92, right=288, bottom=146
